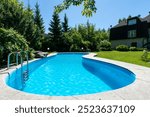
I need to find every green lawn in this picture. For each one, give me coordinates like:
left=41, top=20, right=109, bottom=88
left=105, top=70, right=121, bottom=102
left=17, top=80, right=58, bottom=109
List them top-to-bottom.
left=96, top=51, right=150, bottom=68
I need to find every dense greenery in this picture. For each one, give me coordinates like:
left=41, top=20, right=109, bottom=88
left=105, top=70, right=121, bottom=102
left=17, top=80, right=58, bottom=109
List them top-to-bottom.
left=0, top=0, right=110, bottom=66
left=0, top=0, right=45, bottom=50
left=0, top=0, right=46, bottom=66
left=55, top=0, right=96, bottom=17
left=46, top=14, right=109, bottom=52
left=0, top=28, right=29, bottom=65
left=97, top=40, right=111, bottom=51
left=97, top=51, right=150, bottom=68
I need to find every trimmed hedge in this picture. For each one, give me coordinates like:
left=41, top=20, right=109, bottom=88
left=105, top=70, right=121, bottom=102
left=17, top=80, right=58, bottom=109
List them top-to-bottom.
left=116, top=45, right=129, bottom=51
left=129, top=47, right=137, bottom=51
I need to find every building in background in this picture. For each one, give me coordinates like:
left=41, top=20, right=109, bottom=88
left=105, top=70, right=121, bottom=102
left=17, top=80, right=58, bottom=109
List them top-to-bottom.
left=110, top=12, right=150, bottom=49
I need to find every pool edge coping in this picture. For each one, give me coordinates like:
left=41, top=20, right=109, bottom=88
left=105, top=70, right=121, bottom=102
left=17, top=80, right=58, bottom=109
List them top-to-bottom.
left=0, top=52, right=150, bottom=100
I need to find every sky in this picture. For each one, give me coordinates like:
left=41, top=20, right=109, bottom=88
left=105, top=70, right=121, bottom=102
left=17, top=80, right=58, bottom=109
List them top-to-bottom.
left=20, top=0, right=150, bottom=33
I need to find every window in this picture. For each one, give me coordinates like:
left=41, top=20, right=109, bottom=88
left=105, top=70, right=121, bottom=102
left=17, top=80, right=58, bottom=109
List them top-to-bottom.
left=128, top=19, right=137, bottom=25
left=148, top=28, right=150, bottom=37
left=128, top=30, right=136, bottom=38
left=131, top=42, right=137, bottom=47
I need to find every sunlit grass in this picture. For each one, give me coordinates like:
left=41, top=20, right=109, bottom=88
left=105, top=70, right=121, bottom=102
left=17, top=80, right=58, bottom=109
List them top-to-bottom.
left=96, top=51, right=150, bottom=68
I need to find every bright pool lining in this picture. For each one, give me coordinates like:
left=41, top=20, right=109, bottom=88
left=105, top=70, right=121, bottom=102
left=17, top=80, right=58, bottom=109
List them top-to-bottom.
left=0, top=53, right=150, bottom=100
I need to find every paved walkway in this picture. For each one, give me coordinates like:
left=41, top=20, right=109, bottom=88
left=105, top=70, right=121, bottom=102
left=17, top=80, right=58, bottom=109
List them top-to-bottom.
left=0, top=53, right=150, bottom=100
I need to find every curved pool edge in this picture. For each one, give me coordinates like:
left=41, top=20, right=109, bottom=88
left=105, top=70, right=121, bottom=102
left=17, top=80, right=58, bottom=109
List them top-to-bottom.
left=1, top=52, right=150, bottom=100
left=82, top=53, right=136, bottom=90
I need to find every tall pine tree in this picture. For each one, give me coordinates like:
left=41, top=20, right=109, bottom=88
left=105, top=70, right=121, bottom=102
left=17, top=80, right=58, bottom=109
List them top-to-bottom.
left=34, top=2, right=45, bottom=50
left=34, top=2, right=45, bottom=33
left=48, top=12, right=62, bottom=51
left=62, top=14, right=70, bottom=32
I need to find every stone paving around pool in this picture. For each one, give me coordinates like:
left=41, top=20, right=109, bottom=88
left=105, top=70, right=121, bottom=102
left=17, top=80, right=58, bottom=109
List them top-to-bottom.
left=0, top=53, right=150, bottom=100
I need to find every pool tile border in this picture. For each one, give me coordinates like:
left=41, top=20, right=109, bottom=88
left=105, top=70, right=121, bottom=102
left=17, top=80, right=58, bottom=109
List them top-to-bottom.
left=0, top=53, right=150, bottom=100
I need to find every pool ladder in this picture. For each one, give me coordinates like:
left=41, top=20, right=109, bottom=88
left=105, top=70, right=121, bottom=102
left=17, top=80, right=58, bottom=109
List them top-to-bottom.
left=7, top=51, right=29, bottom=88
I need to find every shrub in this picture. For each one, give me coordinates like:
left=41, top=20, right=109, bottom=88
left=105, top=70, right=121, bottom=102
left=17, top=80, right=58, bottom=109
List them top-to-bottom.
left=0, top=28, right=29, bottom=65
left=97, top=40, right=111, bottom=51
left=116, top=45, right=129, bottom=51
left=129, top=47, right=137, bottom=51
left=137, top=48, right=146, bottom=51
left=141, top=50, right=150, bottom=62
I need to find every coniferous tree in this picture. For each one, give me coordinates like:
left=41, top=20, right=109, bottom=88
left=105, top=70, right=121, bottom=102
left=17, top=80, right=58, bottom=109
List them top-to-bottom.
left=34, top=2, right=45, bottom=50
left=34, top=2, right=45, bottom=33
left=24, top=5, right=36, bottom=48
left=48, top=12, right=62, bottom=51
left=62, top=14, right=70, bottom=32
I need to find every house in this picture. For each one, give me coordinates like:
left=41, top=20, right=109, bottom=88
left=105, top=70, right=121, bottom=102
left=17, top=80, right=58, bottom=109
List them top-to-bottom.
left=110, top=13, right=150, bottom=49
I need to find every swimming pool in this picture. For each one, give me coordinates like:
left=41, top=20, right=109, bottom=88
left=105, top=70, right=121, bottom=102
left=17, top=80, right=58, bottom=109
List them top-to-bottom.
left=6, top=53, right=135, bottom=96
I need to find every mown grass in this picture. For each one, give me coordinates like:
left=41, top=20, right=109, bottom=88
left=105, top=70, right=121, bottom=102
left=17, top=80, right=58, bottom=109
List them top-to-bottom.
left=96, top=51, right=150, bottom=68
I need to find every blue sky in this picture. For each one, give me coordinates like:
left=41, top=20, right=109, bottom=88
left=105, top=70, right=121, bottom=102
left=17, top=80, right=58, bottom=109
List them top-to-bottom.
left=20, top=0, right=150, bottom=33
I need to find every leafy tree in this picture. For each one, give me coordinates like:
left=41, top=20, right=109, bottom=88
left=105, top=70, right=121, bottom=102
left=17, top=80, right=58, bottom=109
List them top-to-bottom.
left=0, top=0, right=39, bottom=49
left=0, top=0, right=25, bottom=31
left=55, top=0, right=97, bottom=17
left=48, top=12, right=63, bottom=51
left=62, top=14, right=70, bottom=32
left=77, top=21, right=97, bottom=51
left=0, top=28, right=29, bottom=65
left=69, top=29, right=83, bottom=52
left=97, top=40, right=111, bottom=51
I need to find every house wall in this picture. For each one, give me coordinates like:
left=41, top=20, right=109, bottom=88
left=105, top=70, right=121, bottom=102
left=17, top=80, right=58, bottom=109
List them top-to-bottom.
left=110, top=38, right=147, bottom=48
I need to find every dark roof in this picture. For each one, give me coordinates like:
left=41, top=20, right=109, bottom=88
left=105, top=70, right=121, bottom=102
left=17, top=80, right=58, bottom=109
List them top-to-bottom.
left=112, top=14, right=150, bottom=28
left=143, top=14, right=150, bottom=22
left=113, top=20, right=127, bottom=28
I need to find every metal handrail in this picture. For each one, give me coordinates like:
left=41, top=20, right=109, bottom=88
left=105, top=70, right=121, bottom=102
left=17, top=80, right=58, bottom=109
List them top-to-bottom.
left=7, top=51, right=29, bottom=88
left=7, top=51, right=29, bottom=70
left=7, top=52, right=19, bottom=69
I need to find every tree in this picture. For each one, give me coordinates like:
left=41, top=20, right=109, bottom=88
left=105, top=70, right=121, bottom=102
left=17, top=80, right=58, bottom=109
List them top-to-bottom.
left=0, top=0, right=39, bottom=49
left=0, top=0, right=25, bottom=32
left=55, top=0, right=97, bottom=17
left=34, top=2, right=45, bottom=50
left=34, top=2, right=45, bottom=34
left=23, top=7, right=37, bottom=49
left=48, top=12, right=63, bottom=51
left=62, top=14, right=70, bottom=32
left=118, top=15, right=132, bottom=23
left=118, top=18, right=126, bottom=23
left=0, top=28, right=29, bottom=65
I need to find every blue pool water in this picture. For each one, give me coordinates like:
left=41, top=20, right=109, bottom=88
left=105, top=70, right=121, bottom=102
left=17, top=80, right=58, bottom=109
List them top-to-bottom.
left=6, top=53, right=135, bottom=96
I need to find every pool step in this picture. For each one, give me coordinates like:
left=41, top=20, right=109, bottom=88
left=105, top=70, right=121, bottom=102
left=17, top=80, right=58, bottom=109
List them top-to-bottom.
left=23, top=70, right=29, bottom=82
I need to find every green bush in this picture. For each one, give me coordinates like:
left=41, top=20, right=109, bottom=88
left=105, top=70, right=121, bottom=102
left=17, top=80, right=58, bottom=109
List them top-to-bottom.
left=0, top=28, right=29, bottom=65
left=97, top=40, right=111, bottom=51
left=116, top=45, right=129, bottom=51
left=129, top=47, right=137, bottom=51
left=137, top=48, right=146, bottom=51
left=141, top=50, right=150, bottom=62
